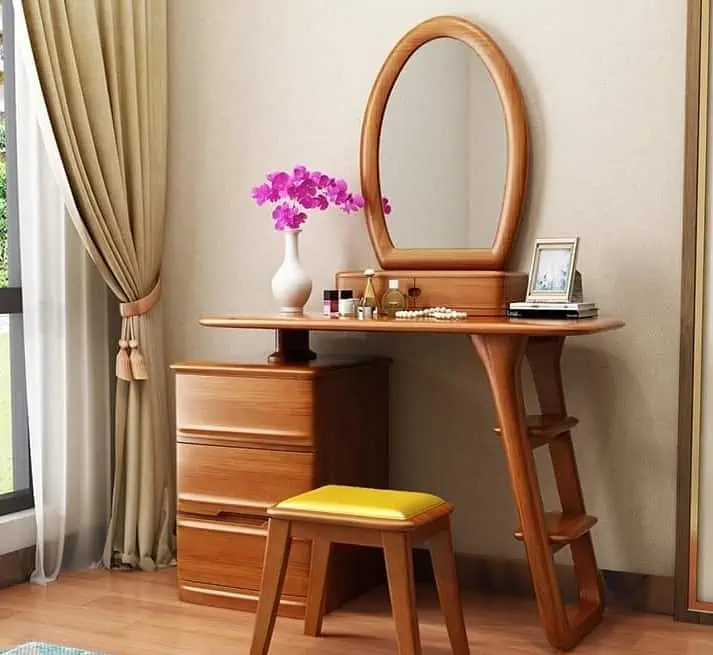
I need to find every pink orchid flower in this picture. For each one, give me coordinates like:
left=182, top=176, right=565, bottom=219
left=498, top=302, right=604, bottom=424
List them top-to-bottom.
left=252, top=166, right=389, bottom=231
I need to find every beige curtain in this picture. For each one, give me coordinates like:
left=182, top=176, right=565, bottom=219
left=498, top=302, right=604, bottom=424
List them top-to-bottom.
left=22, top=0, right=174, bottom=570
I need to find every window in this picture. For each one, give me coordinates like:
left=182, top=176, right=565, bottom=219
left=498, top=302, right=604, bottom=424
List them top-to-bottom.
left=0, top=0, right=31, bottom=517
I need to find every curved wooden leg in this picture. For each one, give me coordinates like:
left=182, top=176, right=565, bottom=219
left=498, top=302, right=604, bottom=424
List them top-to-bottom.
left=472, top=334, right=570, bottom=649
left=527, top=337, right=605, bottom=642
left=250, top=519, right=292, bottom=655
left=428, top=521, right=470, bottom=655
left=383, top=532, right=422, bottom=655
left=304, top=539, right=332, bottom=637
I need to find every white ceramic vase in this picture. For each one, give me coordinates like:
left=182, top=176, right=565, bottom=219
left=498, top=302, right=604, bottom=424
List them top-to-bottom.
left=271, top=228, right=312, bottom=315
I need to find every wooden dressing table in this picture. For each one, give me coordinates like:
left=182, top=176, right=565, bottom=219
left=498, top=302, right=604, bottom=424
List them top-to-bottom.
left=178, top=14, right=626, bottom=651
left=198, top=313, right=624, bottom=651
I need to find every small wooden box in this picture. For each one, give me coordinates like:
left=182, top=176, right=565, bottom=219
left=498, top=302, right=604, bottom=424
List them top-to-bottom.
left=336, top=269, right=527, bottom=317
left=172, top=357, right=390, bottom=618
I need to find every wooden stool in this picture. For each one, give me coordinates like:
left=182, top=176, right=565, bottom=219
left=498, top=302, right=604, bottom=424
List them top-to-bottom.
left=249, top=485, right=470, bottom=655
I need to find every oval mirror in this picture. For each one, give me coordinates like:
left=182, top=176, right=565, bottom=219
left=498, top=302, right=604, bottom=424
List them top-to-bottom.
left=361, top=16, right=528, bottom=270
left=381, top=38, right=506, bottom=251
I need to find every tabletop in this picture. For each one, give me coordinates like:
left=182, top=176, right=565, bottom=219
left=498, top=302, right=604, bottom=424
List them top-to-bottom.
left=199, top=313, right=625, bottom=337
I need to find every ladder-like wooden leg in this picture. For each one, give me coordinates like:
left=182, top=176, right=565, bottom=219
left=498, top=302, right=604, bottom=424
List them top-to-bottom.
left=473, top=334, right=570, bottom=648
left=527, top=337, right=604, bottom=646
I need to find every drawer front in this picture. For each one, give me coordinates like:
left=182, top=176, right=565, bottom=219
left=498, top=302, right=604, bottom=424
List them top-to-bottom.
left=336, top=270, right=527, bottom=316
left=413, top=272, right=527, bottom=316
left=175, top=373, right=314, bottom=449
left=177, top=443, right=315, bottom=517
left=177, top=515, right=311, bottom=598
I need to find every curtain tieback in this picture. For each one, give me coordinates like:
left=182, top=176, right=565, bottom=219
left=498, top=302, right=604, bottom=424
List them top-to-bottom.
left=119, top=277, right=162, bottom=318
left=116, top=278, right=161, bottom=381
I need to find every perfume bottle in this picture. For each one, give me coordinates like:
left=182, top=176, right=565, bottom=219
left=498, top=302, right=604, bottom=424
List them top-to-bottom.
left=360, top=268, right=378, bottom=314
left=381, top=279, right=407, bottom=316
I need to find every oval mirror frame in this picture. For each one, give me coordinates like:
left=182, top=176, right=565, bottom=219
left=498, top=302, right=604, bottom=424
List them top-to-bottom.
left=361, top=16, right=529, bottom=270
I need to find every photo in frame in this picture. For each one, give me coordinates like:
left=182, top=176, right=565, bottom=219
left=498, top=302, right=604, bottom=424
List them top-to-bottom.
left=525, top=237, right=580, bottom=303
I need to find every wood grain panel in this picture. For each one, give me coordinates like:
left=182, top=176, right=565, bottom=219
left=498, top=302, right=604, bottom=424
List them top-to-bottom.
left=335, top=269, right=527, bottom=317
left=413, top=271, right=526, bottom=316
left=199, top=313, right=625, bottom=337
left=172, top=357, right=391, bottom=618
left=173, top=358, right=384, bottom=378
left=175, top=372, right=313, bottom=449
left=177, top=443, right=315, bottom=517
left=177, top=516, right=311, bottom=598
left=1, top=568, right=707, bottom=654
left=178, top=580, right=307, bottom=619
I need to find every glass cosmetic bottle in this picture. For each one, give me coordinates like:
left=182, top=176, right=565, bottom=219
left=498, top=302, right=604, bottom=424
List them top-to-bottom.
left=360, top=268, right=378, bottom=316
left=381, top=279, right=407, bottom=316
left=338, top=289, right=356, bottom=317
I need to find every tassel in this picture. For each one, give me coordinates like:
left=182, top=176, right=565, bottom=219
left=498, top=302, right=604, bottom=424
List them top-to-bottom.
left=116, top=339, right=133, bottom=381
left=129, top=339, right=149, bottom=380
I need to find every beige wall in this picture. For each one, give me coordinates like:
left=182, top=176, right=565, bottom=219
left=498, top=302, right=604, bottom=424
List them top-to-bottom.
left=164, top=1, right=687, bottom=577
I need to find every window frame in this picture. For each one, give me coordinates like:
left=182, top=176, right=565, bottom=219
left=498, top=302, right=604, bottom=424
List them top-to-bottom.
left=0, top=0, right=32, bottom=518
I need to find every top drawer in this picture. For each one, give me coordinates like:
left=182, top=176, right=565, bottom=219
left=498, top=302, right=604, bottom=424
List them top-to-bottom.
left=175, top=372, right=314, bottom=450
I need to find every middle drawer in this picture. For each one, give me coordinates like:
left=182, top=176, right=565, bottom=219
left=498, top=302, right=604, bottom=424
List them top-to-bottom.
left=177, top=443, right=316, bottom=517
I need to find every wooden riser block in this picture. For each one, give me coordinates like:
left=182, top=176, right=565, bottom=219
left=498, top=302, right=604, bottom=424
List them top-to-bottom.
left=513, top=512, right=598, bottom=545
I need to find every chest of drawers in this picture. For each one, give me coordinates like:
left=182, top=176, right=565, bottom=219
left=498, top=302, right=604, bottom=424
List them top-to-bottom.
left=172, top=357, right=389, bottom=617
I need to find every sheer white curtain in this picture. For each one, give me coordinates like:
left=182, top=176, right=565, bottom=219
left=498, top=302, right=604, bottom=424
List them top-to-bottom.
left=14, top=0, right=111, bottom=582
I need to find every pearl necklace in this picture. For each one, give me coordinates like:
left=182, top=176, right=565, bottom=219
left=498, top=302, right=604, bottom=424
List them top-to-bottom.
left=394, top=307, right=468, bottom=320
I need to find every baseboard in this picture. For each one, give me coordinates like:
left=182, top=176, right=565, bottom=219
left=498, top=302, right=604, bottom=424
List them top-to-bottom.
left=1, top=544, right=673, bottom=616
left=0, top=545, right=34, bottom=590
left=413, top=550, right=674, bottom=616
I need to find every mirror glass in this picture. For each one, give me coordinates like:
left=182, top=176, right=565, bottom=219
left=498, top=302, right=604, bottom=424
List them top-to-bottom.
left=380, top=38, right=507, bottom=250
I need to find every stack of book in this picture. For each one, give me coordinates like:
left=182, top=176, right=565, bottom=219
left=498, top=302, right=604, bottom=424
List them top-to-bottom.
left=507, top=301, right=598, bottom=320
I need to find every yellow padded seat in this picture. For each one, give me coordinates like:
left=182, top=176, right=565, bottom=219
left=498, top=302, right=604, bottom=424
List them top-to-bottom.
left=274, top=484, right=446, bottom=521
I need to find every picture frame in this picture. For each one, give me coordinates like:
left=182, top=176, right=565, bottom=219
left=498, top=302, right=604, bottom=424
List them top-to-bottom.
left=525, top=237, right=580, bottom=303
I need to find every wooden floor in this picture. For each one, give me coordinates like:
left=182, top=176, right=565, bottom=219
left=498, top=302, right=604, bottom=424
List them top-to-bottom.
left=0, top=569, right=712, bottom=654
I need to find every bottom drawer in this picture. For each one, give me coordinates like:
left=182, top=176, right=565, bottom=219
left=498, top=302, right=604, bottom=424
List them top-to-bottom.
left=177, top=514, right=311, bottom=598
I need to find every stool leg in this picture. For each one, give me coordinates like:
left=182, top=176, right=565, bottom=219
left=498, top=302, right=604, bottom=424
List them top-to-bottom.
left=250, top=519, right=292, bottom=655
left=429, top=523, right=470, bottom=655
left=383, top=532, right=422, bottom=655
left=304, top=539, right=332, bottom=637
